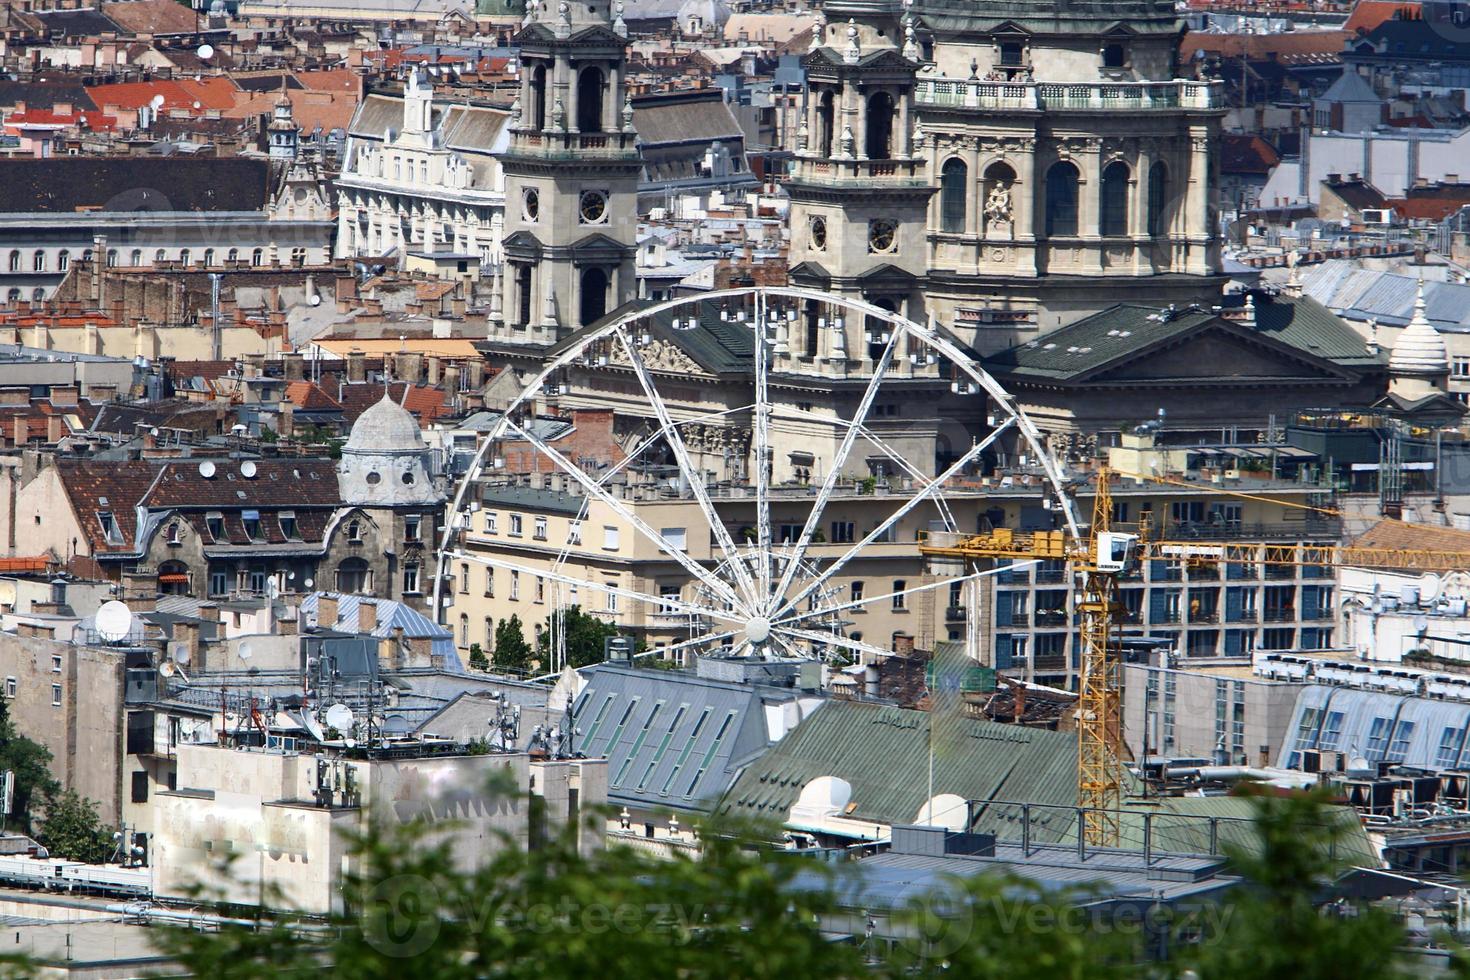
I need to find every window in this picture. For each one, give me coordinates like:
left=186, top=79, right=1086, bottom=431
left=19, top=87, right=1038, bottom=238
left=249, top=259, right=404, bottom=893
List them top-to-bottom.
left=1102, top=42, right=1127, bottom=68
left=940, top=158, right=968, bottom=233
left=1099, top=161, right=1130, bottom=237
left=1045, top=162, right=1080, bottom=237
left=1147, top=162, right=1169, bottom=237
left=179, top=248, right=191, bottom=266
left=203, top=248, right=215, bottom=267
left=252, top=248, right=264, bottom=266
left=106, top=249, right=117, bottom=267
left=130, top=249, right=142, bottom=266
left=155, top=249, right=167, bottom=264
left=32, top=250, right=45, bottom=272
left=56, top=250, right=69, bottom=272
left=6, top=251, right=16, bottom=272
left=1454, top=357, right=1470, bottom=379
left=242, top=510, right=262, bottom=540
left=97, top=511, right=123, bottom=544
left=279, top=511, right=298, bottom=539
left=484, top=511, right=498, bottom=534
left=509, top=514, right=524, bottom=536
left=405, top=515, right=422, bottom=542
left=347, top=519, right=363, bottom=542
left=166, top=521, right=183, bottom=544
left=568, top=521, right=582, bottom=545
left=830, top=521, right=855, bottom=544
left=778, top=524, right=803, bottom=544
left=603, top=525, right=621, bottom=550
left=661, top=527, right=687, bottom=551
left=337, top=558, right=370, bottom=593
left=402, top=562, right=421, bottom=594
left=460, top=563, right=470, bottom=594
left=249, top=567, right=267, bottom=593
left=484, top=567, right=495, bottom=597
left=210, top=568, right=228, bottom=596
left=510, top=570, right=521, bottom=600
left=535, top=576, right=545, bottom=603
left=850, top=581, right=865, bottom=604
left=892, top=581, right=906, bottom=610
left=658, top=585, right=681, bottom=615
left=606, top=588, right=619, bottom=613
left=459, top=614, right=469, bottom=648
left=485, top=617, right=495, bottom=649
left=50, top=655, right=61, bottom=674
left=3, top=677, right=13, bottom=698
left=51, top=683, right=61, bottom=706
left=1438, top=726, right=1467, bottom=769
left=131, top=771, right=149, bottom=804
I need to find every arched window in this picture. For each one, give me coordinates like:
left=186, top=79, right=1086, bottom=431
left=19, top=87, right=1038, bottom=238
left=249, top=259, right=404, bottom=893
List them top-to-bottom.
left=531, top=64, right=548, bottom=130
left=576, top=66, right=604, bottom=134
left=817, top=90, right=835, bottom=157
left=865, top=91, right=894, bottom=159
left=940, top=158, right=968, bottom=234
left=982, top=161, right=1017, bottom=235
left=1099, top=161, right=1130, bottom=237
left=1044, top=162, right=1080, bottom=238
left=1147, top=162, right=1170, bottom=237
left=227, top=247, right=239, bottom=263
left=179, top=248, right=191, bottom=266
left=203, top=248, right=215, bottom=267
left=252, top=248, right=264, bottom=266
left=106, top=249, right=117, bottom=267
left=130, top=249, right=142, bottom=266
left=154, top=249, right=167, bottom=263
left=32, top=250, right=45, bottom=272
left=56, top=250, right=68, bottom=272
left=7, top=251, right=17, bottom=272
left=515, top=264, right=533, bottom=327
left=579, top=267, right=609, bottom=326
left=31, top=288, right=43, bottom=302
left=6, top=289, right=19, bottom=302
left=336, top=557, right=371, bottom=593
left=158, top=560, right=192, bottom=596
left=459, top=614, right=469, bottom=648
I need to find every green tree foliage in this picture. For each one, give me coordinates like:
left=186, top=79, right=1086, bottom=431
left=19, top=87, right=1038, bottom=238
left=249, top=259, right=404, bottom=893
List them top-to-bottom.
left=537, top=606, right=621, bottom=669
left=491, top=616, right=532, bottom=672
left=467, top=643, right=489, bottom=672
left=0, top=698, right=59, bottom=834
left=148, top=780, right=1446, bottom=979
left=1182, top=785, right=1414, bottom=980
left=37, top=790, right=112, bottom=864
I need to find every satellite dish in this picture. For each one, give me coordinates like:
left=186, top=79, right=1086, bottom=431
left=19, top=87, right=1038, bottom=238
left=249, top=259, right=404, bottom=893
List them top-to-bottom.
left=197, top=43, right=214, bottom=60
left=150, top=94, right=165, bottom=109
left=192, top=101, right=201, bottom=110
left=198, top=460, right=216, bottom=478
left=240, top=460, right=257, bottom=479
left=1420, top=574, right=1444, bottom=603
left=304, top=578, right=314, bottom=589
left=95, top=601, right=134, bottom=643
left=170, top=641, right=191, bottom=664
left=238, top=642, right=253, bottom=661
left=158, top=660, right=176, bottom=678
left=325, top=703, right=355, bottom=732
left=301, top=710, right=327, bottom=742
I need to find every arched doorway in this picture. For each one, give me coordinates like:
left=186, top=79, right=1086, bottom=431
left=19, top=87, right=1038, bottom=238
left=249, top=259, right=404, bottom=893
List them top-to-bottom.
left=531, top=65, right=548, bottom=130
left=576, top=67, right=604, bottom=133
left=817, top=91, right=835, bottom=157
left=579, top=267, right=609, bottom=326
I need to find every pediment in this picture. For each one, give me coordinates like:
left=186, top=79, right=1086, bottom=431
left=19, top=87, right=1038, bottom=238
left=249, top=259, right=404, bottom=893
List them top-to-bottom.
left=1087, top=323, right=1353, bottom=384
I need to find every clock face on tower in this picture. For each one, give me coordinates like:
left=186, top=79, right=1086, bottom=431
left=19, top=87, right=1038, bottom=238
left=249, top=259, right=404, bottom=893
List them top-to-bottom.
left=523, top=188, right=540, bottom=221
left=579, top=190, right=608, bottom=224
left=810, top=216, right=827, bottom=251
left=868, top=219, right=897, bottom=254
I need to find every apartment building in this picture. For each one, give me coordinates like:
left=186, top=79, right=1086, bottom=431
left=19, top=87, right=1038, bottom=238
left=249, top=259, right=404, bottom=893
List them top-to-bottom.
left=449, top=472, right=1339, bottom=688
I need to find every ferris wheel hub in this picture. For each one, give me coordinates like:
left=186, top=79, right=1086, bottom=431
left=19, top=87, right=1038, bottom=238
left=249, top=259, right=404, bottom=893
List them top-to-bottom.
left=744, top=615, right=772, bottom=646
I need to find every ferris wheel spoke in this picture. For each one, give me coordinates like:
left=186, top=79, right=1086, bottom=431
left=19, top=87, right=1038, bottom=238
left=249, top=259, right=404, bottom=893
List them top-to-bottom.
left=753, top=291, right=774, bottom=595
left=768, top=320, right=905, bottom=615
left=612, top=326, right=760, bottom=606
left=501, top=416, right=747, bottom=612
left=774, top=418, right=1015, bottom=621
left=445, top=549, right=746, bottom=629
left=772, top=564, right=1034, bottom=631
left=773, top=625, right=898, bottom=663
left=645, top=627, right=742, bottom=662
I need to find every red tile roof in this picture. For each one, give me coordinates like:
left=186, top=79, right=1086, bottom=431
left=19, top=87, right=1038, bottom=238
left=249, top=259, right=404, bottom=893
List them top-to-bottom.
left=1346, top=1, right=1420, bottom=34
left=284, top=380, right=343, bottom=412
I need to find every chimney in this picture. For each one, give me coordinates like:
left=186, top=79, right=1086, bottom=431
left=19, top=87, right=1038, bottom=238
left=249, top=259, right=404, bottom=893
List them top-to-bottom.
left=346, top=350, right=366, bottom=383
left=283, top=351, right=306, bottom=380
left=426, top=356, right=442, bottom=385
left=467, top=360, right=486, bottom=389
left=444, top=363, right=461, bottom=393
left=278, top=401, right=295, bottom=439
left=46, top=416, right=62, bottom=444
left=11, top=417, right=25, bottom=447
left=317, top=594, right=339, bottom=629
left=358, top=599, right=378, bottom=633
left=197, top=603, right=219, bottom=622
left=172, top=620, right=200, bottom=665
left=378, top=634, right=401, bottom=671
left=894, top=634, right=915, bottom=656
left=406, top=635, right=434, bottom=668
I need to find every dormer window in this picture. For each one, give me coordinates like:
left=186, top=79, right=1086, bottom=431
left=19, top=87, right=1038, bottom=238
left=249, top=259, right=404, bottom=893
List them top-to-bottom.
left=999, top=41, right=1024, bottom=67
left=1103, top=43, right=1127, bottom=70
left=242, top=510, right=262, bottom=541
left=97, top=511, right=123, bottom=545
left=279, top=511, right=298, bottom=540
left=206, top=512, right=224, bottom=540
left=347, top=519, right=363, bottom=542
left=166, top=521, right=183, bottom=545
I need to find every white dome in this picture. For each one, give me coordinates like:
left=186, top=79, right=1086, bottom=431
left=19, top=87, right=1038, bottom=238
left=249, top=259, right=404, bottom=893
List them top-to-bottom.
left=1389, top=283, right=1449, bottom=377
left=344, top=394, right=426, bottom=455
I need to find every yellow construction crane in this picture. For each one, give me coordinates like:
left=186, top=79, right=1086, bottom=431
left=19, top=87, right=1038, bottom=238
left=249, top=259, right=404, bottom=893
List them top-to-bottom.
left=921, top=466, right=1470, bottom=846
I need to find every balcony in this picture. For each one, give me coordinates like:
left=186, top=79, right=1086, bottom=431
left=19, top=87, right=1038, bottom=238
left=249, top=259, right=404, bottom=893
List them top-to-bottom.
left=915, top=77, right=1220, bottom=112
left=508, top=129, right=639, bottom=160
left=793, top=157, right=928, bottom=185
left=945, top=606, right=966, bottom=623
left=1263, top=608, right=1297, bottom=623
left=1035, top=609, right=1069, bottom=628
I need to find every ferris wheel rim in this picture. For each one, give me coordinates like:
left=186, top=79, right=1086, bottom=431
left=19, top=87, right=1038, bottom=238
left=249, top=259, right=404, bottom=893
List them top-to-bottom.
left=432, top=286, right=1079, bottom=671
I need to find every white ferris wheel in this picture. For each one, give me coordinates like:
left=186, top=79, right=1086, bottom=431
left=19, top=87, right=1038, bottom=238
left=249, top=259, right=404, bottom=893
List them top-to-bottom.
left=433, top=286, right=1079, bottom=672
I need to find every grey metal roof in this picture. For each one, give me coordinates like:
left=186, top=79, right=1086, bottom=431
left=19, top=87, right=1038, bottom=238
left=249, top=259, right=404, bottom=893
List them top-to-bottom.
left=985, top=293, right=1384, bottom=383
left=480, top=484, right=592, bottom=516
left=298, top=591, right=461, bottom=671
left=573, top=663, right=795, bottom=812
left=1279, top=683, right=1470, bottom=776
left=720, top=699, right=1081, bottom=842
